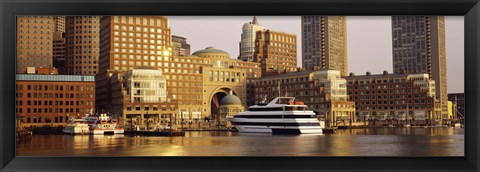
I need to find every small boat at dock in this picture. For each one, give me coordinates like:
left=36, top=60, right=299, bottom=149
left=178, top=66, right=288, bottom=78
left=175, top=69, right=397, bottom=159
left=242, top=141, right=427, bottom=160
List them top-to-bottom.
left=63, top=117, right=90, bottom=135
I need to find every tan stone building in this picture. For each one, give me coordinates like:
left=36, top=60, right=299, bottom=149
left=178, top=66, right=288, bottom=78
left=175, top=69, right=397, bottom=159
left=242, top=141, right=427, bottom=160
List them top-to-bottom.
left=16, top=16, right=54, bottom=74
left=65, top=16, right=100, bottom=75
left=302, top=16, right=348, bottom=76
left=392, top=16, right=448, bottom=119
left=254, top=29, right=297, bottom=76
left=109, top=47, right=260, bottom=127
left=189, top=47, right=260, bottom=118
left=253, top=69, right=355, bottom=127
left=344, top=71, right=442, bottom=123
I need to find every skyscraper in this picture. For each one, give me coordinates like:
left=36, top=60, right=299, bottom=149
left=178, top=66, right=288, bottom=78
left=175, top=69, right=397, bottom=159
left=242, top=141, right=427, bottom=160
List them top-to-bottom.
left=16, top=16, right=54, bottom=74
left=53, top=16, right=65, bottom=33
left=65, top=16, right=100, bottom=75
left=96, top=16, right=173, bottom=111
left=239, top=16, right=264, bottom=62
left=301, top=16, right=347, bottom=76
left=392, top=16, right=448, bottom=118
left=254, top=29, right=297, bottom=76
left=52, top=31, right=66, bottom=74
left=172, top=35, right=191, bottom=56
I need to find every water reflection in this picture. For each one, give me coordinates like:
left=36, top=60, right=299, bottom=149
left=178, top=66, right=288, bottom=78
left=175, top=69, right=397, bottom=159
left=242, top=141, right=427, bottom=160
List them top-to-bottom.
left=17, top=128, right=464, bottom=157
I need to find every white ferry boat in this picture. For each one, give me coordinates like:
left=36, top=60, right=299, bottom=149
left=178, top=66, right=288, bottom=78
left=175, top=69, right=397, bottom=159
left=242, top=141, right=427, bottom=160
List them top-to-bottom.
left=229, top=97, right=323, bottom=134
left=86, top=113, right=124, bottom=135
left=63, top=117, right=90, bottom=135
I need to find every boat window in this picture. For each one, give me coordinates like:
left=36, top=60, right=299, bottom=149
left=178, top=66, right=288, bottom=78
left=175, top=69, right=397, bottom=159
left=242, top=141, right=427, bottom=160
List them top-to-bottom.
left=284, top=106, right=306, bottom=111
left=248, top=107, right=283, bottom=111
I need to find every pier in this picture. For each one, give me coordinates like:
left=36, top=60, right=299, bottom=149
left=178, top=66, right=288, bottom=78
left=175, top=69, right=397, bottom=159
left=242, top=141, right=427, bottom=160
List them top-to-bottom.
left=16, top=128, right=32, bottom=143
left=124, top=130, right=185, bottom=137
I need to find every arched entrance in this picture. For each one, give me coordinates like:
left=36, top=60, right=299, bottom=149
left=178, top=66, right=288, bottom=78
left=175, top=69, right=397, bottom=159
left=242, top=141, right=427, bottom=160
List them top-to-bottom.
left=209, top=87, right=238, bottom=117
left=211, top=92, right=227, bottom=117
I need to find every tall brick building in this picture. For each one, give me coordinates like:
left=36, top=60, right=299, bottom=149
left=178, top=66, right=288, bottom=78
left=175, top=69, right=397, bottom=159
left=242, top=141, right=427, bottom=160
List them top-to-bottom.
left=254, top=29, right=297, bottom=76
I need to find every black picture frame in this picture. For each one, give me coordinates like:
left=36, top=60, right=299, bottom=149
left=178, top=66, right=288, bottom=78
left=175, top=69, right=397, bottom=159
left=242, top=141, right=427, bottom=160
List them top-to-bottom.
left=1, top=0, right=478, bottom=171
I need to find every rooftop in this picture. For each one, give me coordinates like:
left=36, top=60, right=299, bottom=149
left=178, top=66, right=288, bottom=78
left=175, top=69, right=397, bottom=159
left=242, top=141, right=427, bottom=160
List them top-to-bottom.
left=192, top=47, right=230, bottom=57
left=16, top=74, right=95, bottom=82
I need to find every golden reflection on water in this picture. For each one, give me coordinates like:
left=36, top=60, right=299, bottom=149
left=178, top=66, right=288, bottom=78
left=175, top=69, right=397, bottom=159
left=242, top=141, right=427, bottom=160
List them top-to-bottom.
left=17, top=128, right=464, bottom=157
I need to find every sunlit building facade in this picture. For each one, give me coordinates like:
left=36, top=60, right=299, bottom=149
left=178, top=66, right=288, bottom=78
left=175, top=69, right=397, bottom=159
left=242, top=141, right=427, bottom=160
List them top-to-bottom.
left=16, top=16, right=54, bottom=74
left=54, top=16, right=65, bottom=33
left=65, top=16, right=100, bottom=75
left=96, top=16, right=173, bottom=112
left=239, top=16, right=264, bottom=62
left=254, top=29, right=297, bottom=76
left=111, top=68, right=174, bottom=129
left=16, top=73, right=95, bottom=127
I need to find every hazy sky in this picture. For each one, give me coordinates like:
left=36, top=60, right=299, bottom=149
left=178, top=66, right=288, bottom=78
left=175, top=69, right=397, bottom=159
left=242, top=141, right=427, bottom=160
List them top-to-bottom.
left=169, top=16, right=464, bottom=93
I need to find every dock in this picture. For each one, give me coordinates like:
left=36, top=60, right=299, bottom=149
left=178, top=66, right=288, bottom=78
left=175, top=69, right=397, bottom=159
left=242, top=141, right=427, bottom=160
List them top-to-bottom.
left=31, top=126, right=64, bottom=135
left=322, top=127, right=337, bottom=134
left=16, top=128, right=32, bottom=142
left=124, top=130, right=185, bottom=137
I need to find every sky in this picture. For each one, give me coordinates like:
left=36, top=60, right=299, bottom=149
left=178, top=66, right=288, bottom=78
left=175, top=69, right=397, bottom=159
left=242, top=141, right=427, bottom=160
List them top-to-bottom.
left=169, top=16, right=464, bottom=94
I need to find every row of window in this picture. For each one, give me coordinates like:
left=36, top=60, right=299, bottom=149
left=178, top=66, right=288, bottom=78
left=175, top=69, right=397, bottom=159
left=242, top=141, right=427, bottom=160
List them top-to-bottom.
left=16, top=84, right=94, bottom=91
left=16, top=93, right=94, bottom=99
left=16, top=100, right=94, bottom=106
left=126, top=105, right=175, bottom=111
left=16, top=107, right=91, bottom=114
left=20, top=116, right=70, bottom=124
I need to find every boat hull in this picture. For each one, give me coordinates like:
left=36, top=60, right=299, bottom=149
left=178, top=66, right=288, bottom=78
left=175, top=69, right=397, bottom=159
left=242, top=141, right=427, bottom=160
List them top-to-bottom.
left=235, top=125, right=323, bottom=134
left=63, top=126, right=90, bottom=135
left=90, top=129, right=125, bottom=135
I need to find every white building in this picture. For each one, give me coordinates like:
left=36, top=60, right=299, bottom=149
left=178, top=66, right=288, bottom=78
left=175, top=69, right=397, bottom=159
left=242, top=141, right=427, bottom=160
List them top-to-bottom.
left=239, top=16, right=264, bottom=62
left=124, top=68, right=167, bottom=103
left=311, top=70, right=348, bottom=102
left=407, top=73, right=436, bottom=98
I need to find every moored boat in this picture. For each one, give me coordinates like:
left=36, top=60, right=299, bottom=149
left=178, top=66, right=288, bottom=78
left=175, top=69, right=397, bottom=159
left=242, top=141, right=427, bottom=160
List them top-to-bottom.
left=229, top=97, right=324, bottom=134
left=86, top=113, right=124, bottom=135
left=63, top=118, right=90, bottom=135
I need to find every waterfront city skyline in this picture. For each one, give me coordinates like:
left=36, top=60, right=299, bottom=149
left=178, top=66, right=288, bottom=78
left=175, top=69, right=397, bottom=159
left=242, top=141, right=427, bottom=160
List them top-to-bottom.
left=15, top=16, right=464, bottom=158
left=169, top=16, right=464, bottom=93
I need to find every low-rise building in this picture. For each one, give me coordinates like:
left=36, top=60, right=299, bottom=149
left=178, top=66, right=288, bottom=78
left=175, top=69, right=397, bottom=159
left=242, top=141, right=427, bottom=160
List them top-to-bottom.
left=110, top=67, right=175, bottom=130
left=253, top=69, right=355, bottom=126
left=344, top=71, right=442, bottom=122
left=16, top=72, right=95, bottom=127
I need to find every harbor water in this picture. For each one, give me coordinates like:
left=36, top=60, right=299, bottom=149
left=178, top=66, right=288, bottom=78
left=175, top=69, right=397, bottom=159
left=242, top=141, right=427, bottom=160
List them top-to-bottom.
left=16, top=127, right=464, bottom=156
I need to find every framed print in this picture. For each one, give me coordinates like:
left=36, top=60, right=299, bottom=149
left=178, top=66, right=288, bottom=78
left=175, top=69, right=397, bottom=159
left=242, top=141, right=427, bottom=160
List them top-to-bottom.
left=1, top=0, right=479, bottom=172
